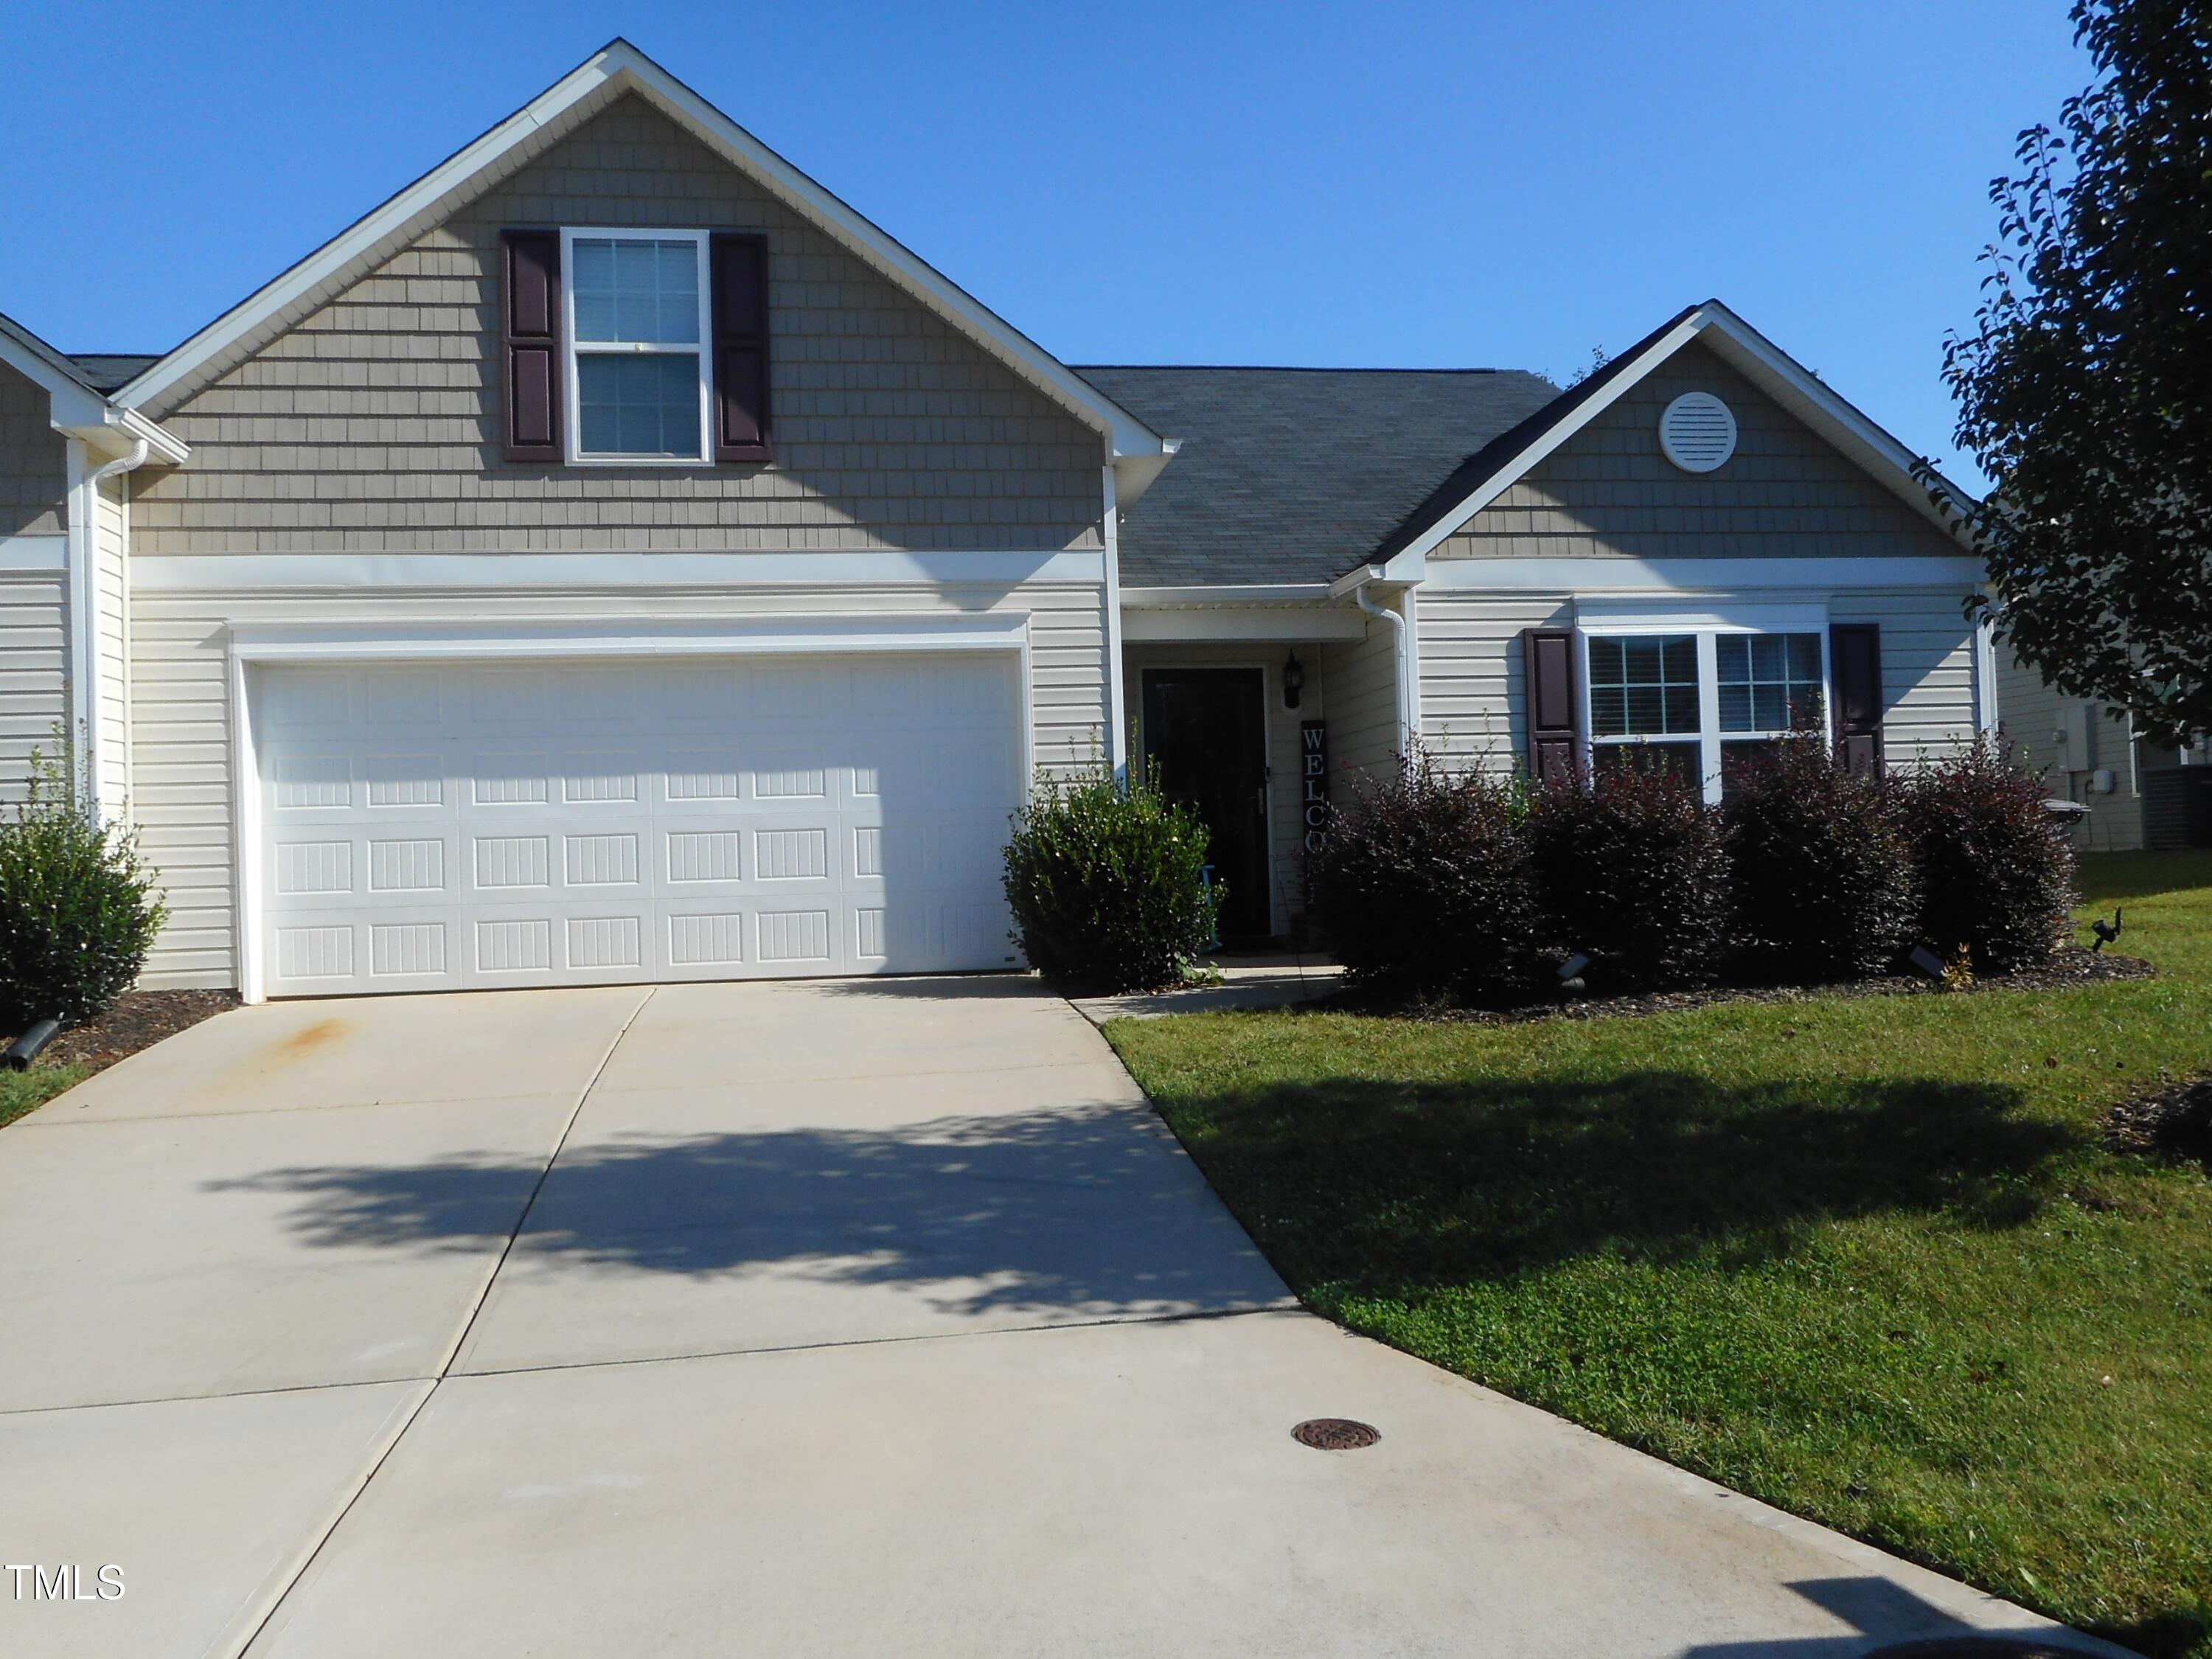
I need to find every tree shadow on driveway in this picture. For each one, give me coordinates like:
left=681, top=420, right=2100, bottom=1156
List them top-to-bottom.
left=205, top=1101, right=1285, bottom=1321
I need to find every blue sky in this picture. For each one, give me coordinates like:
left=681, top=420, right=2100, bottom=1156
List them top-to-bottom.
left=5, top=2, right=2090, bottom=487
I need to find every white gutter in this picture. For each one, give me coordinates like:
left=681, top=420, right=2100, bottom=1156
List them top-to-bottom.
left=1102, top=462, right=1127, bottom=782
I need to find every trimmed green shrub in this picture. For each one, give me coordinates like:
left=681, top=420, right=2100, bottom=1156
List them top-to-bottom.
left=1721, top=734, right=1916, bottom=983
left=1900, top=737, right=2077, bottom=973
left=0, top=742, right=167, bottom=1028
left=1307, top=753, right=1537, bottom=1000
left=1530, top=758, right=1728, bottom=992
left=1002, top=763, right=1217, bottom=994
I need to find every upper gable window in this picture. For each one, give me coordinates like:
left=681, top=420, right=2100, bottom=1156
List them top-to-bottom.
left=501, top=227, right=772, bottom=467
left=563, top=229, right=712, bottom=464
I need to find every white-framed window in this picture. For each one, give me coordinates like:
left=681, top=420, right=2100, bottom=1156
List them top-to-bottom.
left=560, top=227, right=714, bottom=465
left=1582, top=623, right=1830, bottom=804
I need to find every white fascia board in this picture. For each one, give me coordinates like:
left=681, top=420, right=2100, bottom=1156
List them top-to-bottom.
left=114, top=41, right=1166, bottom=468
left=1691, top=301, right=1974, bottom=533
left=1385, top=312, right=1711, bottom=571
left=129, top=549, right=1105, bottom=591
left=1422, top=554, right=1986, bottom=591
left=1121, top=582, right=1338, bottom=606
left=1124, top=607, right=1366, bottom=642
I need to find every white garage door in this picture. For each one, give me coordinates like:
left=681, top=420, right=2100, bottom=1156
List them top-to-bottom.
left=252, top=653, right=1024, bottom=996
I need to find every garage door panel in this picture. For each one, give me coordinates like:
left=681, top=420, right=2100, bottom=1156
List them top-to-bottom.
left=257, top=653, right=1019, bottom=995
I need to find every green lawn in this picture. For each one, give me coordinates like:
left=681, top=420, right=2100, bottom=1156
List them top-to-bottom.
left=1108, top=851, right=2212, bottom=1658
left=0, top=1062, right=86, bottom=1130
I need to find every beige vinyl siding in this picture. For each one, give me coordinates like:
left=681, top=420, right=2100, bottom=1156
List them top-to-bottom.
left=131, top=94, right=1105, bottom=558
left=1434, top=341, right=1961, bottom=563
left=1, top=361, right=67, bottom=539
left=93, top=475, right=130, bottom=811
left=0, top=573, right=66, bottom=803
left=128, top=580, right=1108, bottom=988
left=1840, top=589, right=1980, bottom=765
left=1417, top=593, right=1574, bottom=780
left=1324, top=613, right=1402, bottom=787
left=1126, top=642, right=1319, bottom=931
left=1997, top=645, right=2152, bottom=851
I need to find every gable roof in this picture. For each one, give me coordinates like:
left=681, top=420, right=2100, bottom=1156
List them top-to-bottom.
left=114, top=40, right=1166, bottom=480
left=1350, top=299, right=1977, bottom=585
left=0, top=310, right=187, bottom=465
left=1076, top=366, right=1560, bottom=588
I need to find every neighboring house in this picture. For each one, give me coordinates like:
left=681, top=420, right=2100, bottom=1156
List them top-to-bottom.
left=0, top=40, right=1997, bottom=1001
left=1995, top=656, right=2210, bottom=851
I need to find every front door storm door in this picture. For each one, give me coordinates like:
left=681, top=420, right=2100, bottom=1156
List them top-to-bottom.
left=1140, top=668, right=1270, bottom=940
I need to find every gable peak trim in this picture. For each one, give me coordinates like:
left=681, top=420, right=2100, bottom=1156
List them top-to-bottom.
left=113, top=40, right=1164, bottom=463
left=1364, top=299, right=1975, bottom=582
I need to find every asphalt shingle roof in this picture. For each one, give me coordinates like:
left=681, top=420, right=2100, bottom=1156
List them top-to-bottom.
left=68, top=355, right=159, bottom=394
left=1074, top=365, right=1563, bottom=587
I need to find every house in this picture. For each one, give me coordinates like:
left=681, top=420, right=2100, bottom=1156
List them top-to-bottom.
left=0, top=40, right=1997, bottom=1001
left=1994, top=660, right=2211, bottom=851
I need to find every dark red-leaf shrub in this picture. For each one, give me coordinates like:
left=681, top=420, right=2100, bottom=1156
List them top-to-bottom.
left=1721, top=736, right=1916, bottom=984
left=1899, top=738, right=2077, bottom=973
left=1307, top=754, right=1537, bottom=1000
left=1529, top=759, right=1728, bottom=991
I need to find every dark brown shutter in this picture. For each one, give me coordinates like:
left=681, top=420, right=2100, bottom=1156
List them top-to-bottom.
left=501, top=230, right=561, bottom=462
left=711, top=233, right=772, bottom=462
left=1830, top=622, right=1883, bottom=773
left=1523, top=627, right=1579, bottom=785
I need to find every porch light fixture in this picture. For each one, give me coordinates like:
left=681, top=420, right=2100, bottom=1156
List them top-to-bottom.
left=1281, top=650, right=1305, bottom=709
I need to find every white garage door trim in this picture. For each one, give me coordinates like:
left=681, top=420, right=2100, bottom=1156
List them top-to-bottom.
left=228, top=613, right=1033, bottom=1003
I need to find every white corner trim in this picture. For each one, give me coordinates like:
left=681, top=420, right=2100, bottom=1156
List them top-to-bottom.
left=113, top=42, right=1165, bottom=465
left=1102, top=465, right=1127, bottom=780
left=0, top=535, right=68, bottom=572
left=128, top=549, right=1106, bottom=591
left=1421, top=554, right=1986, bottom=593
left=223, top=611, right=1031, bottom=664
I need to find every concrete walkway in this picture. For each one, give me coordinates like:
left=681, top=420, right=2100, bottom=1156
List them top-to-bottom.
left=1, top=978, right=2129, bottom=1658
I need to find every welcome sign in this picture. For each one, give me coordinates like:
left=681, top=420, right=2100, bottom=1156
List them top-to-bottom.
left=1301, top=720, right=1329, bottom=855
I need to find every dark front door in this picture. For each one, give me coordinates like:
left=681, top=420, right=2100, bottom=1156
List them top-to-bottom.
left=1141, top=668, right=1270, bottom=941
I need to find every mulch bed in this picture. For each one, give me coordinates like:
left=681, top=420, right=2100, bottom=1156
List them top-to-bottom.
left=1317, top=946, right=2155, bottom=1028
left=5, top=989, right=240, bottom=1077
left=2106, top=1075, right=2212, bottom=1165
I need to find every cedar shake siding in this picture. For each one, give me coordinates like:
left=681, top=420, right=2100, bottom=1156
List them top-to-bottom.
left=128, top=94, right=1107, bottom=557
left=1416, top=338, right=1980, bottom=773
left=1433, top=341, right=1958, bottom=563
left=1, top=360, right=67, bottom=538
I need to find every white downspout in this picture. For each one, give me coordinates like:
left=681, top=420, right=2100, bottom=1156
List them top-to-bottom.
left=67, top=437, right=150, bottom=818
left=1353, top=582, right=1415, bottom=759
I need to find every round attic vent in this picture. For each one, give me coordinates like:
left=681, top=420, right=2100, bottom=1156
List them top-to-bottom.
left=1659, top=392, right=1737, bottom=473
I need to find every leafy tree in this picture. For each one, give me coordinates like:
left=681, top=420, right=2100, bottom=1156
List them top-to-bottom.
left=1938, top=0, right=2212, bottom=746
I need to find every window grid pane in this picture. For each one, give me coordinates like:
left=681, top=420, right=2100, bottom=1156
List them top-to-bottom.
left=571, top=237, right=700, bottom=346
left=578, top=355, right=701, bottom=456
left=1716, top=630, right=1823, bottom=734
left=1588, top=633, right=1700, bottom=738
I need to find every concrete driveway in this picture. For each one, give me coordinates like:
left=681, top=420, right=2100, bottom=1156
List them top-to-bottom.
left=2, top=978, right=2128, bottom=1658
